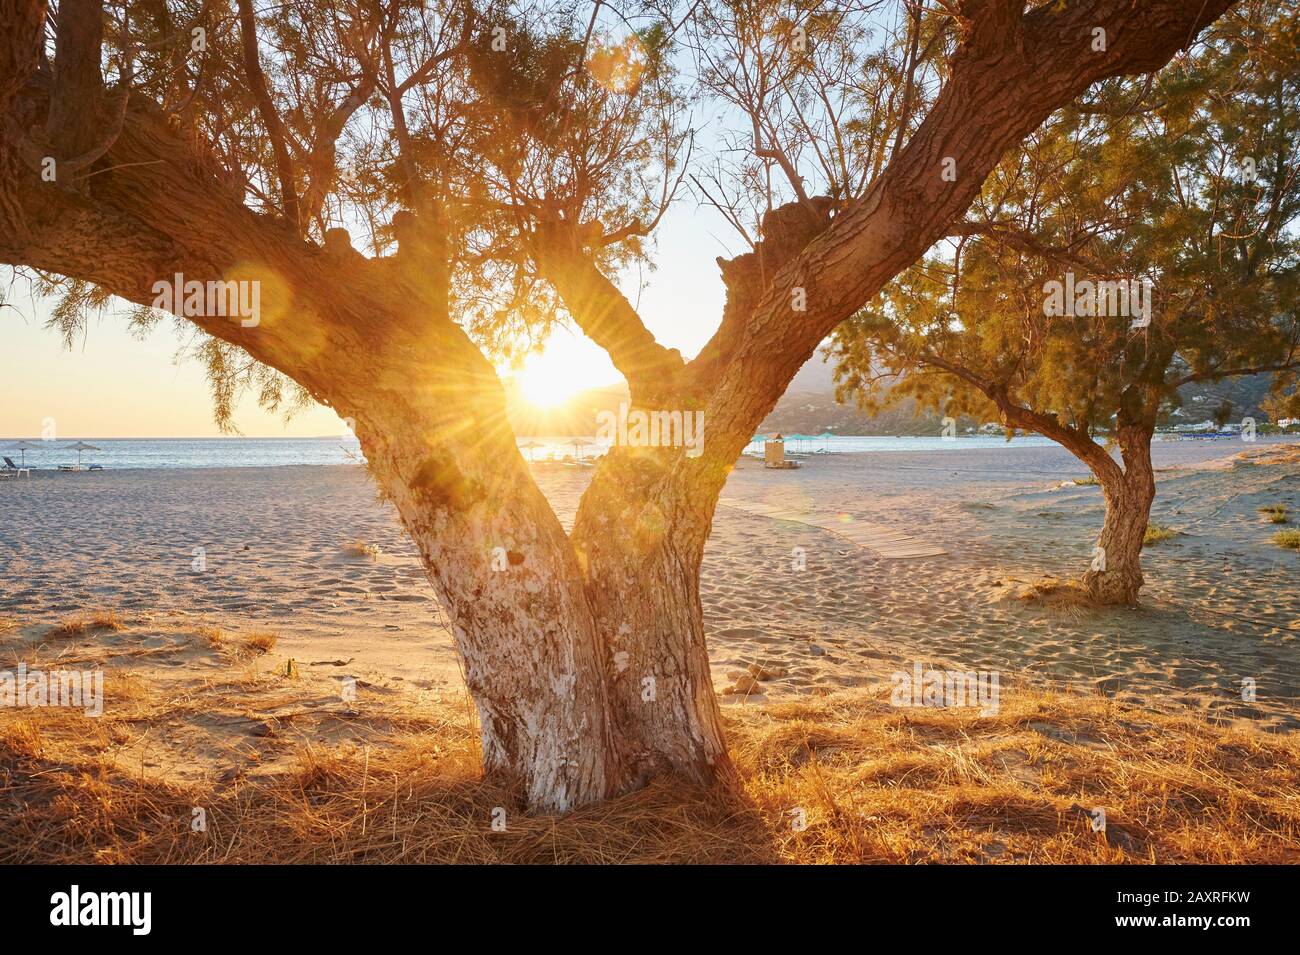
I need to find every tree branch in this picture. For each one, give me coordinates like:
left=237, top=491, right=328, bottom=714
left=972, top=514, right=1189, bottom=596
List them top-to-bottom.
left=236, top=0, right=301, bottom=231
left=528, top=218, right=685, bottom=403
left=947, top=220, right=1111, bottom=274
left=1172, top=356, right=1300, bottom=388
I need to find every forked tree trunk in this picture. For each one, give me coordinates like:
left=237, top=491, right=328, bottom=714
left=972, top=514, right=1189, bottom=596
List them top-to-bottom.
left=331, top=331, right=623, bottom=812
left=338, top=349, right=733, bottom=809
left=359, top=416, right=733, bottom=806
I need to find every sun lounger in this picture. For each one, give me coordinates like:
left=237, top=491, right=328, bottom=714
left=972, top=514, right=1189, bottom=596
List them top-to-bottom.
left=2, top=457, right=30, bottom=478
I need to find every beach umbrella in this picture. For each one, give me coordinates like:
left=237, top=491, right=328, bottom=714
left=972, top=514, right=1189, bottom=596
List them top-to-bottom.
left=819, top=430, right=834, bottom=452
left=570, top=438, right=590, bottom=462
left=9, top=440, right=41, bottom=466
left=519, top=440, right=542, bottom=462
left=63, top=441, right=100, bottom=468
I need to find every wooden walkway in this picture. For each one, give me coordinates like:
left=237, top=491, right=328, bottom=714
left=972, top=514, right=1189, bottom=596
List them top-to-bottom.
left=717, top=498, right=948, bottom=559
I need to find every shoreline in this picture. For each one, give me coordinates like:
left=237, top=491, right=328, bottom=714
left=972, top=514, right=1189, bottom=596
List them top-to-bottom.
left=3, top=432, right=1295, bottom=474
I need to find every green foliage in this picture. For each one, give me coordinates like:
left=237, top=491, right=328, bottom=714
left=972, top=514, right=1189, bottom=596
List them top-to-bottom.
left=831, top=1, right=1299, bottom=453
left=185, top=328, right=313, bottom=434
left=1258, top=504, right=1290, bottom=523
left=1144, top=524, right=1180, bottom=546
left=1273, top=529, right=1300, bottom=549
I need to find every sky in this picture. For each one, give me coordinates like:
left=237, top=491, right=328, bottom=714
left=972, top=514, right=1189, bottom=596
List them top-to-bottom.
left=0, top=197, right=740, bottom=439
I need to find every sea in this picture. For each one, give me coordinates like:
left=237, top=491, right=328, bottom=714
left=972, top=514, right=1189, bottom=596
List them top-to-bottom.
left=0, top=432, right=1233, bottom=471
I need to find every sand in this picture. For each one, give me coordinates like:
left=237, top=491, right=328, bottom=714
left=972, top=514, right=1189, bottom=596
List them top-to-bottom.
left=1, top=435, right=1297, bottom=786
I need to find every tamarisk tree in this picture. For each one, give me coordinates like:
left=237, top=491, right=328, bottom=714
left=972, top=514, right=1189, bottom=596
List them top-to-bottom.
left=0, top=0, right=1238, bottom=809
left=830, top=0, right=1297, bottom=606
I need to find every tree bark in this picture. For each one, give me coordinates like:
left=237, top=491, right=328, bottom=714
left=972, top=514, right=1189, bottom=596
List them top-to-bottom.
left=994, top=400, right=1156, bottom=607
left=1081, top=422, right=1157, bottom=606
left=571, top=448, right=733, bottom=790
left=1083, top=475, right=1152, bottom=606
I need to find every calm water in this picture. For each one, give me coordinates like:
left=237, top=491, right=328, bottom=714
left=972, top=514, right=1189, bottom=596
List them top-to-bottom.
left=0, top=433, right=1219, bottom=471
left=0, top=437, right=364, bottom=470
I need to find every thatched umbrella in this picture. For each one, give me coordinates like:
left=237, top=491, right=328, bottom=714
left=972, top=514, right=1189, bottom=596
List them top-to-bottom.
left=8, top=440, right=41, bottom=466
left=63, top=441, right=101, bottom=469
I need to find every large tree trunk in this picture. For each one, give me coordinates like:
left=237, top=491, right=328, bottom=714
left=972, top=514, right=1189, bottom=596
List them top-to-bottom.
left=317, top=316, right=625, bottom=812
left=360, top=399, right=735, bottom=803
left=355, top=412, right=617, bottom=811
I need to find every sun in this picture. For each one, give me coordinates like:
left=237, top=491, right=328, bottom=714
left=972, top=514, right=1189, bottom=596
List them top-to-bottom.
left=510, top=334, right=624, bottom=409
left=518, top=351, right=582, bottom=407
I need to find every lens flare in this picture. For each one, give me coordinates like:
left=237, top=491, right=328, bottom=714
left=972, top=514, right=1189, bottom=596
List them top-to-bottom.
left=585, top=32, right=649, bottom=95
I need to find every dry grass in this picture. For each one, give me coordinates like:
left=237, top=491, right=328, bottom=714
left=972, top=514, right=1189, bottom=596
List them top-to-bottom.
left=1234, top=443, right=1300, bottom=468
left=1258, top=504, right=1290, bottom=524
left=1143, top=523, right=1179, bottom=546
left=1273, top=529, right=1300, bottom=550
left=340, top=539, right=381, bottom=559
left=1000, top=575, right=1096, bottom=608
left=45, top=610, right=126, bottom=638
left=203, top=627, right=277, bottom=662
left=244, top=631, right=278, bottom=653
left=1, top=684, right=1296, bottom=864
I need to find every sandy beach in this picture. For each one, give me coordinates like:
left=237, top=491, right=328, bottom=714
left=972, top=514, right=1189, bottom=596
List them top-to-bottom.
left=6, top=0, right=1300, bottom=887
left=2, top=436, right=1297, bottom=782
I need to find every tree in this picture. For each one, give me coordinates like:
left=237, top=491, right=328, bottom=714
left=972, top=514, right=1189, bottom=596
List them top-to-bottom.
left=0, top=0, right=1240, bottom=810
left=830, top=0, right=1297, bottom=606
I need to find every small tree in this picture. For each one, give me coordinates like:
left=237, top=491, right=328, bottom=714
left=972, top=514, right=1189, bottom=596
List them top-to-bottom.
left=831, top=0, right=1298, bottom=605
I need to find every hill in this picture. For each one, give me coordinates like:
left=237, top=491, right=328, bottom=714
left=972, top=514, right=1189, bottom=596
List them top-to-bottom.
left=505, top=361, right=1280, bottom=437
